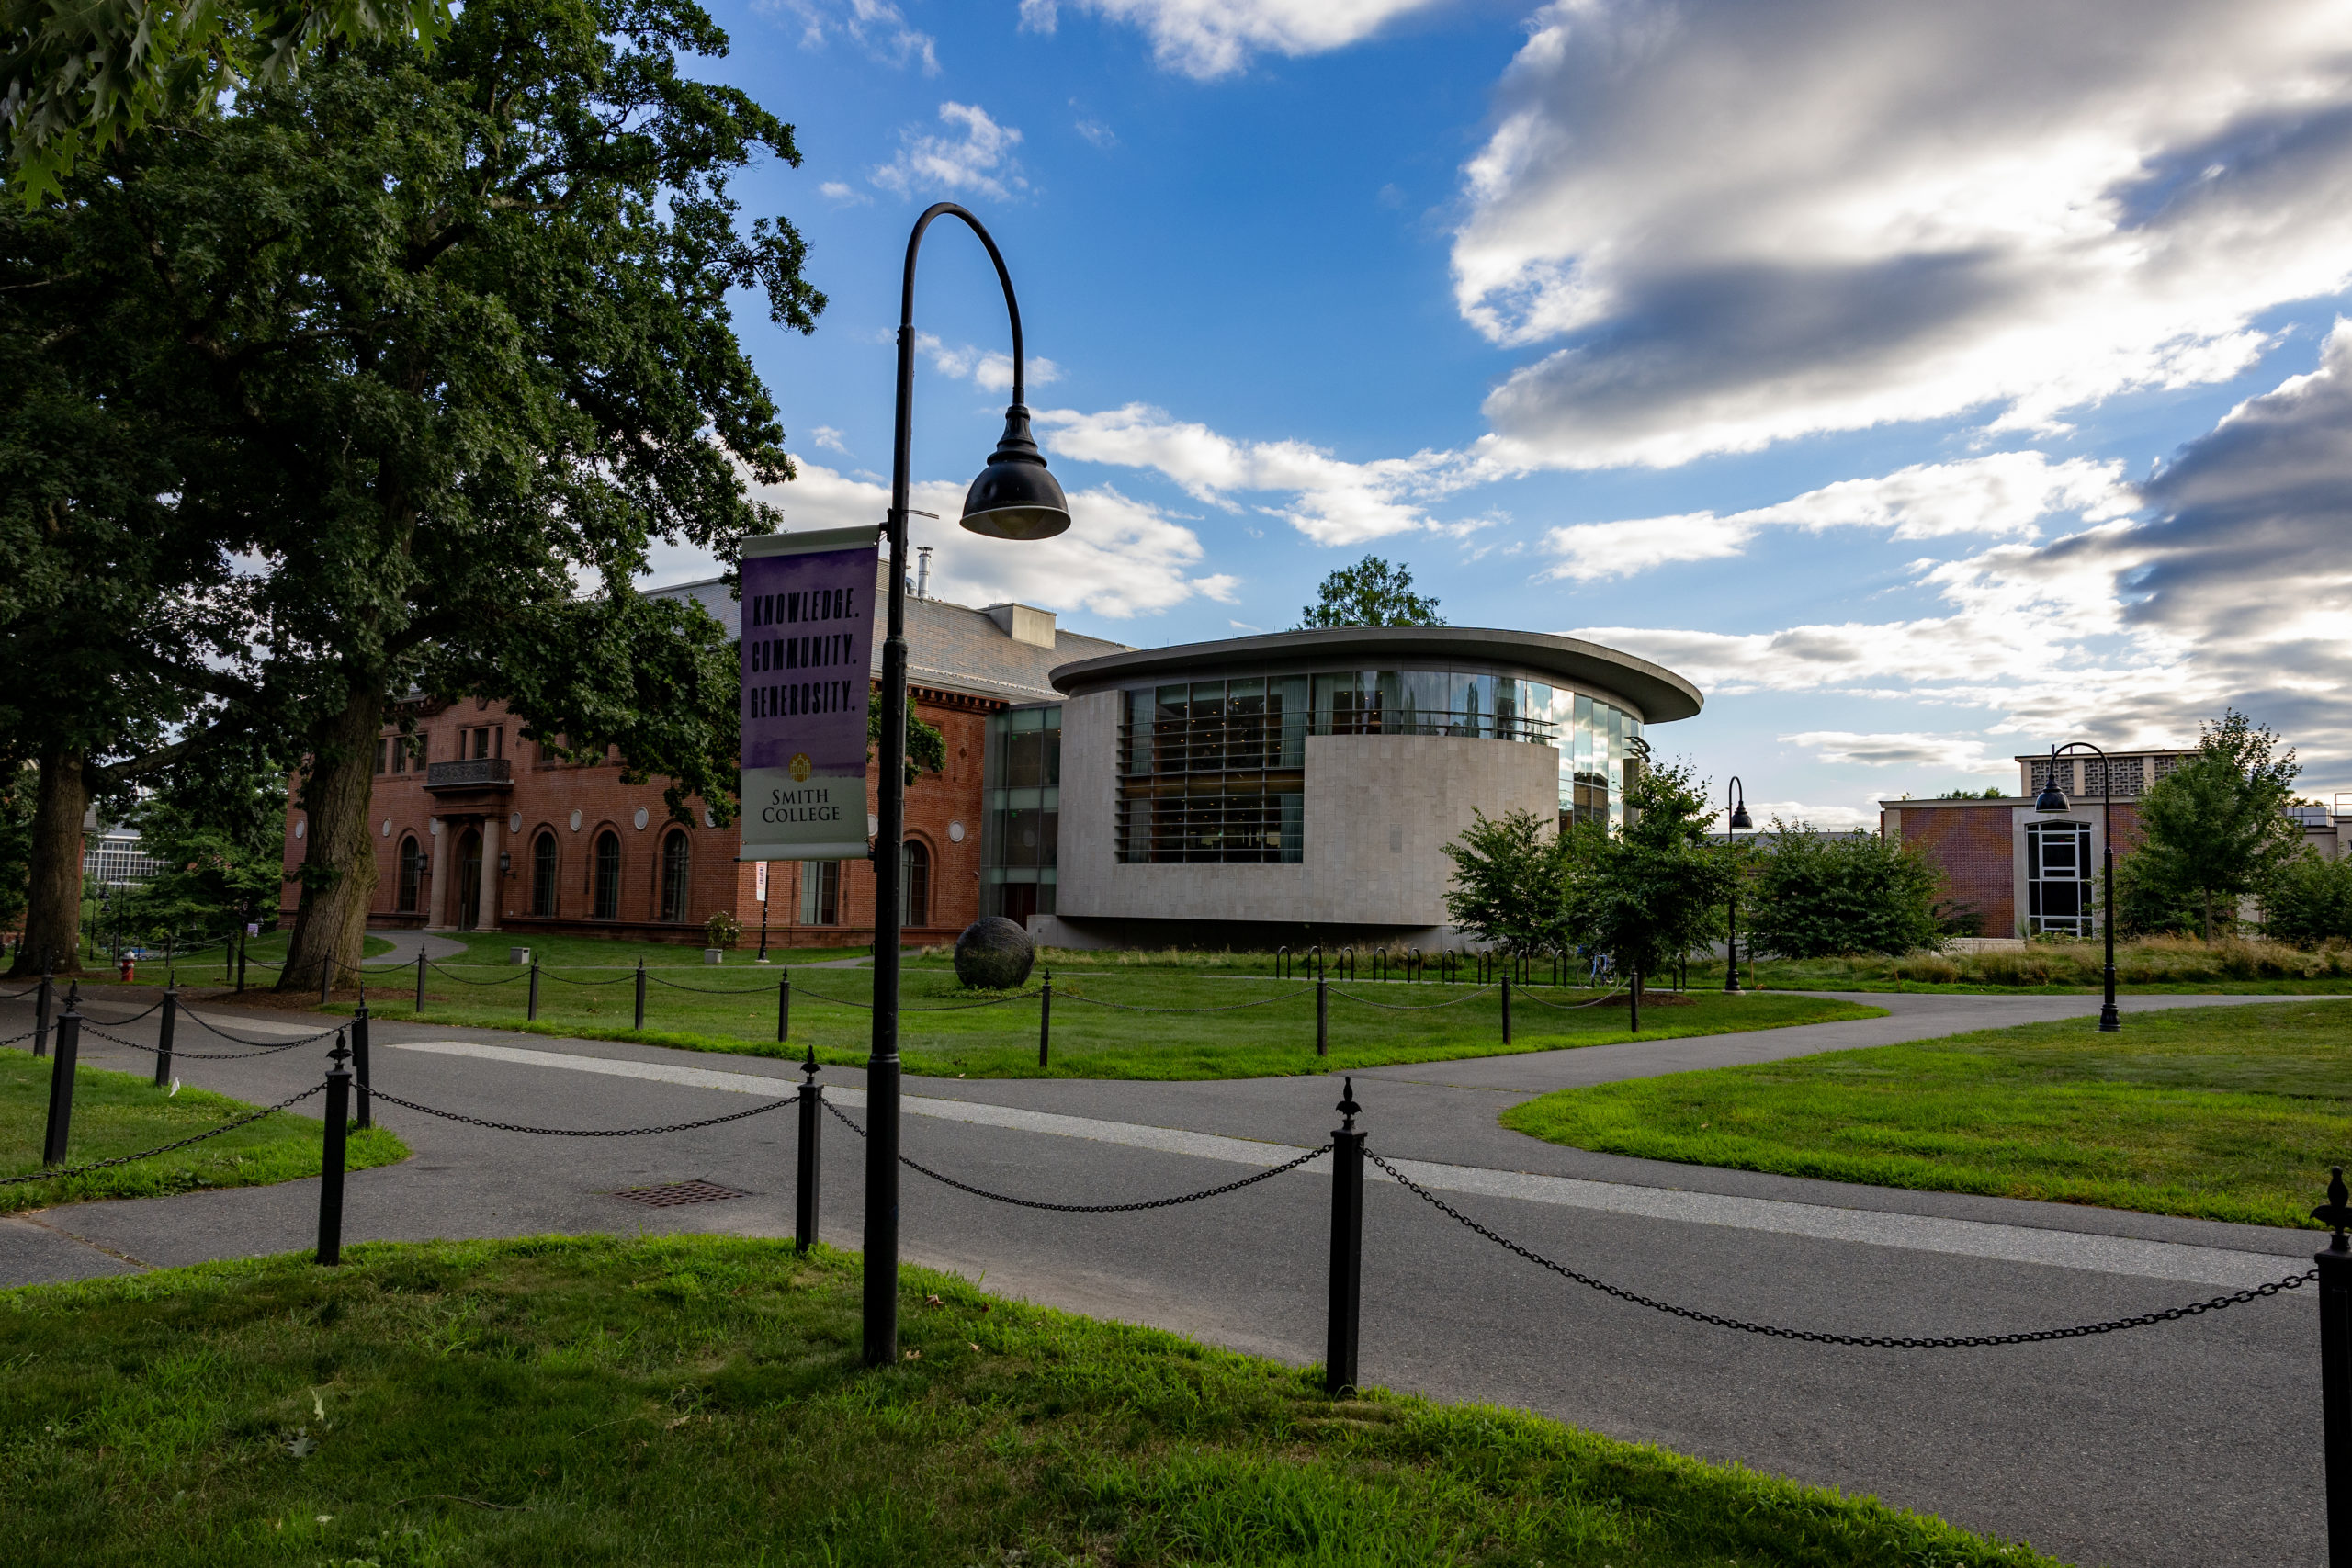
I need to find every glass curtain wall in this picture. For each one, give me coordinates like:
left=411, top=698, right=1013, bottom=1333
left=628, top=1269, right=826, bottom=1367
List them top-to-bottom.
left=1112, top=667, right=1643, bottom=863
left=981, top=705, right=1062, bottom=920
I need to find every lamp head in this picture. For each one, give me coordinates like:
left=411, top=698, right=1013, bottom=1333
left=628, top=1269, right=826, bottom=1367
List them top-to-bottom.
left=960, top=405, right=1070, bottom=541
left=2034, top=750, right=2071, bottom=814
left=1728, top=804, right=1753, bottom=831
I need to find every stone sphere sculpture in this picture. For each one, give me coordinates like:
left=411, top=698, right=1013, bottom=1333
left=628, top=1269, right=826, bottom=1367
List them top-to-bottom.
left=954, top=916, right=1035, bottom=990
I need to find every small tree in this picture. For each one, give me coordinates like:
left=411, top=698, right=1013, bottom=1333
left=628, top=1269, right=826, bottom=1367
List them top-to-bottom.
left=1295, top=556, right=1445, bottom=629
left=868, top=702, right=947, bottom=787
left=2131, top=710, right=2303, bottom=940
left=1562, top=756, right=1733, bottom=1027
left=1442, top=807, right=1569, bottom=957
left=1747, top=822, right=1943, bottom=958
left=2263, top=850, right=2352, bottom=948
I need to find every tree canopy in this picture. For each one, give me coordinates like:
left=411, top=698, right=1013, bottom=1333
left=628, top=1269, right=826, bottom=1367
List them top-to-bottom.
left=3, top=0, right=824, bottom=989
left=3, top=0, right=449, bottom=204
left=1295, top=555, right=1445, bottom=629
left=2129, top=711, right=2302, bottom=939
left=1561, top=752, right=1733, bottom=1003
left=1440, top=807, right=1570, bottom=958
left=1746, top=820, right=1944, bottom=957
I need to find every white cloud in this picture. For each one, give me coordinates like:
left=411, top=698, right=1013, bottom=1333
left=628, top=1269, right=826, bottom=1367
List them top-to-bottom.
left=768, top=0, right=941, bottom=73
left=1034, top=0, right=1453, bottom=78
left=1454, top=0, right=2352, bottom=468
left=873, top=104, right=1027, bottom=201
left=1074, top=117, right=1117, bottom=150
left=817, top=181, right=868, bottom=205
left=1572, top=323, right=2352, bottom=784
left=917, top=333, right=1061, bottom=393
left=1036, top=401, right=1480, bottom=544
left=810, top=425, right=851, bottom=455
left=1541, top=451, right=2132, bottom=581
left=745, top=460, right=1238, bottom=621
left=1781, top=732, right=2013, bottom=775
left=1743, top=799, right=1884, bottom=833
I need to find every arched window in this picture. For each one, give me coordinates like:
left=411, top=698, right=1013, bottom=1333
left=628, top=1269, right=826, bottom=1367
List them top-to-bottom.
left=594, top=830, right=621, bottom=919
left=660, top=830, right=691, bottom=923
left=531, top=831, right=559, bottom=918
left=396, top=836, right=423, bottom=913
left=901, top=840, right=931, bottom=928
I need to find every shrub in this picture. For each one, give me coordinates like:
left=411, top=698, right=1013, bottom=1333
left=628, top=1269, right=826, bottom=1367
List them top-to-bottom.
left=1747, top=822, right=1944, bottom=958
left=2264, top=852, right=2352, bottom=948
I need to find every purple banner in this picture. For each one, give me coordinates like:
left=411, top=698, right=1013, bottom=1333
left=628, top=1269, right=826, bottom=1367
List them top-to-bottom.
left=738, top=527, right=879, bottom=861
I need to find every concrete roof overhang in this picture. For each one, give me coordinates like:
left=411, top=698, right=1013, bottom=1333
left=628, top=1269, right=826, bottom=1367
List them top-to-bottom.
left=1048, top=626, right=1703, bottom=724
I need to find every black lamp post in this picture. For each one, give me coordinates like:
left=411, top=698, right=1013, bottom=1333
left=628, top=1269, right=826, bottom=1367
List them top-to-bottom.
left=865, top=203, right=1069, bottom=1369
left=2034, top=742, right=2120, bottom=1032
left=1724, top=777, right=1752, bottom=993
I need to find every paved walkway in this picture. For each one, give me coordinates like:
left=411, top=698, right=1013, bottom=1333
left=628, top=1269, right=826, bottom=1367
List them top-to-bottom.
left=360, top=929, right=468, bottom=967
left=0, top=986, right=2341, bottom=1567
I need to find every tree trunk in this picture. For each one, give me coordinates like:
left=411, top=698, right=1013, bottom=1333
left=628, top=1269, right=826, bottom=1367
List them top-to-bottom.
left=279, top=683, right=386, bottom=995
left=7, top=748, right=91, bottom=977
left=1629, top=964, right=1641, bottom=1032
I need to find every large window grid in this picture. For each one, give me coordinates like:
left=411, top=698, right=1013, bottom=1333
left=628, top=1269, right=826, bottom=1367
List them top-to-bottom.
left=1112, top=671, right=1640, bottom=861
left=982, top=705, right=1061, bottom=919
left=2027, top=819, right=2093, bottom=936
left=659, top=830, right=691, bottom=923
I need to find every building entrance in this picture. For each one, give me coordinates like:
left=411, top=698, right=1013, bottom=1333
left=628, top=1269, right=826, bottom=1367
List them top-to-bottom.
left=457, top=828, right=483, bottom=929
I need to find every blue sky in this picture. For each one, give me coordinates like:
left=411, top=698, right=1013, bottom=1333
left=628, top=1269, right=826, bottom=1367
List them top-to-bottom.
left=644, top=0, right=2352, bottom=826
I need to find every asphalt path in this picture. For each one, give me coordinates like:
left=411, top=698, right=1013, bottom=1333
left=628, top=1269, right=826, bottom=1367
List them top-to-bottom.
left=0, top=982, right=2341, bottom=1568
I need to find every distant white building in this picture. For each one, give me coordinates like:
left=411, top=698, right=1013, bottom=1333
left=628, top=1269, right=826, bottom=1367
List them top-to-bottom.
left=81, top=812, right=164, bottom=886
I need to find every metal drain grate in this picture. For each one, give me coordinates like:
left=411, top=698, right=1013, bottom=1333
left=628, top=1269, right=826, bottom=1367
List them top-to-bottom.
left=612, top=1179, right=748, bottom=1209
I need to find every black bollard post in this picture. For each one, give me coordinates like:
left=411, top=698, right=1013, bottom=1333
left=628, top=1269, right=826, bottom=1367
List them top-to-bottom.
left=236, top=931, right=248, bottom=994
left=414, top=950, right=427, bottom=1015
left=527, top=958, right=540, bottom=1022
left=634, top=960, right=647, bottom=1031
left=1630, top=964, right=1642, bottom=1033
left=32, top=968, right=51, bottom=1058
left=1038, top=970, right=1053, bottom=1069
left=778, top=971, right=792, bottom=1044
left=1317, top=972, right=1329, bottom=1057
left=1501, top=973, right=1511, bottom=1046
left=42, top=985, right=83, bottom=1165
left=153, top=986, right=177, bottom=1089
left=350, top=996, right=373, bottom=1131
left=317, top=1032, right=351, bottom=1267
left=796, top=1044, right=823, bottom=1254
left=1326, top=1077, right=1364, bottom=1397
left=2315, top=1167, right=2351, bottom=1568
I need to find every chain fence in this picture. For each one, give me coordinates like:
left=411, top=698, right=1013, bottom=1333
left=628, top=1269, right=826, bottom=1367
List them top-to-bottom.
left=1329, top=983, right=1498, bottom=1010
left=1057, top=990, right=1302, bottom=1015
left=179, top=1012, right=344, bottom=1049
left=85, top=1024, right=322, bottom=1063
left=356, top=1081, right=794, bottom=1138
left=0, top=1082, right=328, bottom=1188
left=823, top=1097, right=1333, bottom=1213
left=1366, top=1149, right=2319, bottom=1348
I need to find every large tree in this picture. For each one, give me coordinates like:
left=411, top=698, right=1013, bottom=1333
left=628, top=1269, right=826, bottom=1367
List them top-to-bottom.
left=8, top=0, right=823, bottom=992
left=1295, top=555, right=1446, bottom=629
left=2131, top=710, right=2303, bottom=940
left=1441, top=807, right=1571, bottom=958
left=1746, top=820, right=1943, bottom=958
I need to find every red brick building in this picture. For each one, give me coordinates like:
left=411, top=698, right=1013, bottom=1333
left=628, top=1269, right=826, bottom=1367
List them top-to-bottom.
left=281, top=562, right=1125, bottom=949
left=1880, top=750, right=2184, bottom=937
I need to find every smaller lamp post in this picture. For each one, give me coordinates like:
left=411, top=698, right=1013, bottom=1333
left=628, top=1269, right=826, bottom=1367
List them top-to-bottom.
left=2034, top=743, right=2120, bottom=1032
left=1724, top=778, right=1752, bottom=993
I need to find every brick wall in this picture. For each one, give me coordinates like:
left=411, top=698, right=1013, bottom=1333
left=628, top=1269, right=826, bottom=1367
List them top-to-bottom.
left=282, top=688, right=1001, bottom=948
left=1886, top=799, right=2148, bottom=938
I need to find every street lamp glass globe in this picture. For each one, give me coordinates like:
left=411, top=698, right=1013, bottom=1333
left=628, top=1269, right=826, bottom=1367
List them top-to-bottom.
left=960, top=404, right=1070, bottom=541
left=2034, top=781, right=2071, bottom=813
left=1728, top=804, right=1753, bottom=831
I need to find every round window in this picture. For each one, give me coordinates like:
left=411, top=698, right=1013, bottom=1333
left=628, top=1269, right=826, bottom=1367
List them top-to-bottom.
left=633, top=807, right=650, bottom=830
left=569, top=809, right=582, bottom=831
left=509, top=812, right=523, bottom=834
left=294, top=819, right=305, bottom=840
left=380, top=819, right=391, bottom=838
left=947, top=820, right=965, bottom=843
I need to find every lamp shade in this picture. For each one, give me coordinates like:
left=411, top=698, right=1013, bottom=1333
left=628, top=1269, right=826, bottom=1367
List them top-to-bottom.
left=960, top=405, right=1070, bottom=541
left=2034, top=758, right=2072, bottom=813
left=1728, top=804, right=1752, bottom=831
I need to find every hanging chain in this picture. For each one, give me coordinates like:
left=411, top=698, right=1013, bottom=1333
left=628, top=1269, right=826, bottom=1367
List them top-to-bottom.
left=0, top=1082, right=329, bottom=1186
left=1367, top=1150, right=2316, bottom=1348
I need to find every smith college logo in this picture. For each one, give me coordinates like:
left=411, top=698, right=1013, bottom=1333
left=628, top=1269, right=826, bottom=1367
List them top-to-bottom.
left=788, top=752, right=814, bottom=783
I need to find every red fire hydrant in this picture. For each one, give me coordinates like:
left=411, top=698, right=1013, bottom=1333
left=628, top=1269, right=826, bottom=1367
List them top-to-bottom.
left=119, top=957, right=135, bottom=983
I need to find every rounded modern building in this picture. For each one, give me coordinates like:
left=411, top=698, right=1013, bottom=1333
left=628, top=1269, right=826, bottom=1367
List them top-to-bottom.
left=1028, top=626, right=1703, bottom=949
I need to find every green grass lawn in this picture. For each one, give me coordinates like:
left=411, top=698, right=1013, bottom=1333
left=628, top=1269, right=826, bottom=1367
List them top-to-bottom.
left=323, top=963, right=1882, bottom=1080
left=1501, top=1000, right=2352, bottom=1229
left=0, top=1053, right=408, bottom=1213
left=0, top=1235, right=2056, bottom=1567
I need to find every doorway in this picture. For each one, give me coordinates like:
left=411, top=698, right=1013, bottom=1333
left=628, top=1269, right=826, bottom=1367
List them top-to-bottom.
left=457, top=828, right=483, bottom=930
